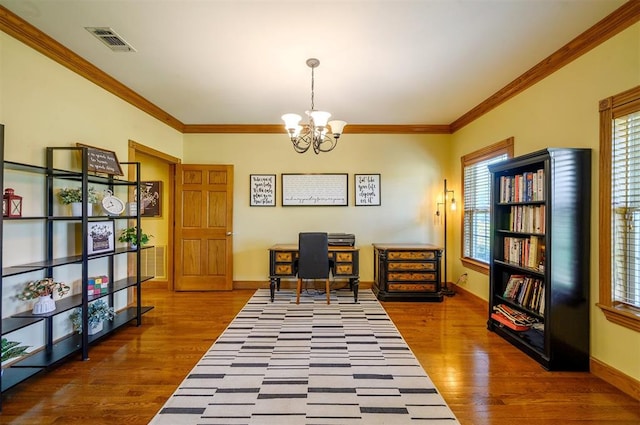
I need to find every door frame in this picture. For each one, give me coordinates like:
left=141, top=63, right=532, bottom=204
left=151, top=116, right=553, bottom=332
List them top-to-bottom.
left=128, top=140, right=181, bottom=290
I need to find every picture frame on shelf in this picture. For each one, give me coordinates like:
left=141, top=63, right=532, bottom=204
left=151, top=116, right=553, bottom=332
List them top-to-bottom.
left=75, top=143, right=124, bottom=176
left=354, top=173, right=381, bottom=206
left=249, top=174, right=276, bottom=206
left=87, top=220, right=115, bottom=255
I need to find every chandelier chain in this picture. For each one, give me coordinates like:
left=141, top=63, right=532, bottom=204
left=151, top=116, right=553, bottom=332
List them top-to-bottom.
left=310, top=65, right=315, bottom=111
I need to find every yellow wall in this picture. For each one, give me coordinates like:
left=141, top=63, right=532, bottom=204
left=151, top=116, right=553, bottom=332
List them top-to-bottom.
left=1, top=17, right=639, bottom=388
left=450, top=23, right=640, bottom=380
left=183, top=133, right=452, bottom=283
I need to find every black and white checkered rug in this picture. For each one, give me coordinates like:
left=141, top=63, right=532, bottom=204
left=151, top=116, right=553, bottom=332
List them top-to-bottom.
left=149, top=288, right=460, bottom=424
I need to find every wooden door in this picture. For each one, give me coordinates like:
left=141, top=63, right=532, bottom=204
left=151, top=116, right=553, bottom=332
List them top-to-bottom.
left=174, top=164, right=233, bottom=291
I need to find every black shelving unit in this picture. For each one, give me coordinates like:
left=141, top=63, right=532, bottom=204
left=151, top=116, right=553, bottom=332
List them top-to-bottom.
left=1, top=135, right=154, bottom=406
left=487, top=148, right=591, bottom=371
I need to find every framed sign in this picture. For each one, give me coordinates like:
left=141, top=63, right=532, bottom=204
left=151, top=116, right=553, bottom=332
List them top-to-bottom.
left=76, top=143, right=124, bottom=176
left=282, top=173, right=348, bottom=206
left=250, top=174, right=276, bottom=206
left=355, top=174, right=381, bottom=206
left=138, top=181, right=162, bottom=217
left=87, top=221, right=114, bottom=255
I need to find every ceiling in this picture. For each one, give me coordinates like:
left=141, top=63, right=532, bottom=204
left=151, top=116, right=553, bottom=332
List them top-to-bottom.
left=0, top=0, right=631, bottom=129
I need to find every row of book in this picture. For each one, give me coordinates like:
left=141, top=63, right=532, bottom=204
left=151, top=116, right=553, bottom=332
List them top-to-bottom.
left=498, top=169, right=544, bottom=203
left=508, top=205, right=545, bottom=234
left=503, top=235, right=545, bottom=270
left=503, top=275, right=545, bottom=316
left=491, top=304, right=539, bottom=331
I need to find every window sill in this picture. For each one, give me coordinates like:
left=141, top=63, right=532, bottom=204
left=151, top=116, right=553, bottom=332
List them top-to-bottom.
left=461, top=257, right=489, bottom=275
left=597, top=303, right=640, bottom=333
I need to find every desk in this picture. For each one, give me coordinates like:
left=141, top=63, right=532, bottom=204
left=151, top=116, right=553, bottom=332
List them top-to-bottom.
left=372, top=243, right=443, bottom=302
left=268, top=244, right=359, bottom=302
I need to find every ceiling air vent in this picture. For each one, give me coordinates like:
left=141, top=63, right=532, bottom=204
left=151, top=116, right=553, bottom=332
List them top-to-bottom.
left=85, top=27, right=136, bottom=52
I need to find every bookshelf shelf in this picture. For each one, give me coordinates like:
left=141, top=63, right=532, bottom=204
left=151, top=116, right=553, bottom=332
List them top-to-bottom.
left=488, top=148, right=591, bottom=371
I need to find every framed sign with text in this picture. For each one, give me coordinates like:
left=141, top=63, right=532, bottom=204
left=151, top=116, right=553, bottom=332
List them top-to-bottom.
left=76, top=143, right=124, bottom=176
left=282, top=173, right=348, bottom=206
left=250, top=174, right=276, bottom=206
left=354, top=174, right=381, bottom=206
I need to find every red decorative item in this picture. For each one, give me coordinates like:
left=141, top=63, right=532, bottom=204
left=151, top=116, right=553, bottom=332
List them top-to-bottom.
left=3, top=188, right=23, bottom=217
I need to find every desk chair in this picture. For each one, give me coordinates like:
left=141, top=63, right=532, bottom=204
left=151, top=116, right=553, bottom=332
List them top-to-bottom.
left=296, top=232, right=331, bottom=304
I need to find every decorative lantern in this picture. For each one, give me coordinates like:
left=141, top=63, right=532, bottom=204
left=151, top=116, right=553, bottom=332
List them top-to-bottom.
left=3, top=188, right=23, bottom=217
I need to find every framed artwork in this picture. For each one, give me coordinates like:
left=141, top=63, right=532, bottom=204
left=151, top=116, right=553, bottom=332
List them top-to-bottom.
left=282, top=173, right=348, bottom=206
left=250, top=174, right=276, bottom=206
left=354, top=174, right=381, bottom=206
left=138, top=181, right=162, bottom=217
left=87, top=221, right=115, bottom=255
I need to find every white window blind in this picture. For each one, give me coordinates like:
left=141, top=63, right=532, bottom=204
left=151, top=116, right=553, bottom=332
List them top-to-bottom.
left=612, top=110, right=640, bottom=309
left=463, top=154, right=508, bottom=263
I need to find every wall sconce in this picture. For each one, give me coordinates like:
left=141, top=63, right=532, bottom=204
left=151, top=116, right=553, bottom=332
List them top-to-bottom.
left=435, top=179, right=455, bottom=297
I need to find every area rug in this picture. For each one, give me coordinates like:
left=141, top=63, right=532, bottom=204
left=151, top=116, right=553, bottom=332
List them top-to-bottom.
left=149, top=288, right=460, bottom=425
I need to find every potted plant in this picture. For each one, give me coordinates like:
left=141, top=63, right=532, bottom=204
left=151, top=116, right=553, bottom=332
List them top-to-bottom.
left=57, top=186, right=98, bottom=216
left=118, top=226, right=152, bottom=248
left=17, top=278, right=70, bottom=314
left=70, top=299, right=115, bottom=335
left=1, top=338, right=30, bottom=375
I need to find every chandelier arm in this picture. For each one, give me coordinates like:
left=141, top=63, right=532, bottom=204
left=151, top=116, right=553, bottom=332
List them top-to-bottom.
left=316, top=134, right=338, bottom=153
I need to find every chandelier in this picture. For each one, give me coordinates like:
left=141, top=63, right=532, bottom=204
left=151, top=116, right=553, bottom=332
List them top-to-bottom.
left=282, top=58, right=347, bottom=154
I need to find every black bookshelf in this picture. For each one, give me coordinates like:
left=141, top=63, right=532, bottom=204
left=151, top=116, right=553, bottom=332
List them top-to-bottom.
left=488, top=148, right=591, bottom=371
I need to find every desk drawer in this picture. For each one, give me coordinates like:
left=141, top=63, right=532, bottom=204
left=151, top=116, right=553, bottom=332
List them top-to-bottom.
left=387, top=250, right=436, bottom=261
left=275, top=252, right=294, bottom=262
left=335, top=252, right=352, bottom=262
left=388, top=261, right=436, bottom=271
left=274, top=264, right=294, bottom=275
left=335, top=264, right=353, bottom=275
left=388, top=272, right=437, bottom=282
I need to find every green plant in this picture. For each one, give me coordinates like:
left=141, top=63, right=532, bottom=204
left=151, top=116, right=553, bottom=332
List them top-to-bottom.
left=57, top=186, right=98, bottom=204
left=118, top=226, right=152, bottom=246
left=16, top=278, right=70, bottom=301
left=70, top=299, right=115, bottom=333
left=1, top=338, right=30, bottom=362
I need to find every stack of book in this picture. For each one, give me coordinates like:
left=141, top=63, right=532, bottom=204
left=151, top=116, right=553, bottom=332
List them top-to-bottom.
left=498, top=169, right=545, bottom=203
left=503, top=236, right=545, bottom=270
left=502, top=275, right=545, bottom=316
left=491, top=304, right=539, bottom=331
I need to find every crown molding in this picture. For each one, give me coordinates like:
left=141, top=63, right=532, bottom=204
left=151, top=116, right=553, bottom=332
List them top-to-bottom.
left=450, top=1, right=640, bottom=132
left=1, top=3, right=638, bottom=135
left=182, top=124, right=451, bottom=134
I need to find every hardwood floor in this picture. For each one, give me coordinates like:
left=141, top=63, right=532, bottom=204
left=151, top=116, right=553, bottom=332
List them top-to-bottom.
left=1, top=285, right=638, bottom=424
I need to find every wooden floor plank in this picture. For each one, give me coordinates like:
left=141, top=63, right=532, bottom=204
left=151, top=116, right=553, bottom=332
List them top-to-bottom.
left=0, top=286, right=638, bottom=424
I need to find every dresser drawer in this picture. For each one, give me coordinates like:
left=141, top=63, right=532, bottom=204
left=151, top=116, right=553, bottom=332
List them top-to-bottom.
left=387, top=250, right=436, bottom=261
left=388, top=261, right=436, bottom=271
left=388, top=272, right=437, bottom=282
left=388, top=283, right=438, bottom=292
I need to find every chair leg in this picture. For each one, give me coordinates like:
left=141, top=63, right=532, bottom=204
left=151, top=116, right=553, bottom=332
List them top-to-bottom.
left=296, top=278, right=302, bottom=304
left=326, top=278, right=330, bottom=304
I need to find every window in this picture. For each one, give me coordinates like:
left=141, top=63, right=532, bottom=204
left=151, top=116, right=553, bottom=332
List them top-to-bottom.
left=599, top=86, right=640, bottom=332
left=461, top=137, right=514, bottom=273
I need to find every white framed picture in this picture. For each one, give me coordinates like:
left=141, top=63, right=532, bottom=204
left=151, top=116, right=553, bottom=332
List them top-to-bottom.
left=87, top=220, right=115, bottom=255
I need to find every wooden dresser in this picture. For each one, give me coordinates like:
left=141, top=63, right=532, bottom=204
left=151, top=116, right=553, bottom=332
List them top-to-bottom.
left=372, top=243, right=443, bottom=301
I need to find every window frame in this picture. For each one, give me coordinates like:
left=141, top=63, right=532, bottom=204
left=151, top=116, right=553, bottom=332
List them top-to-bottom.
left=598, top=85, right=640, bottom=333
left=460, top=137, right=514, bottom=274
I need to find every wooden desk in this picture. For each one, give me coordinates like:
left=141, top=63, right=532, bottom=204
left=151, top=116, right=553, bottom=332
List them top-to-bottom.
left=372, top=243, right=443, bottom=302
left=268, top=244, right=359, bottom=302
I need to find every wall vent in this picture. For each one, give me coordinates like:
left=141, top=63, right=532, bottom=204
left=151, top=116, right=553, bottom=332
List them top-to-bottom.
left=85, top=27, right=136, bottom=52
left=141, top=246, right=167, bottom=280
